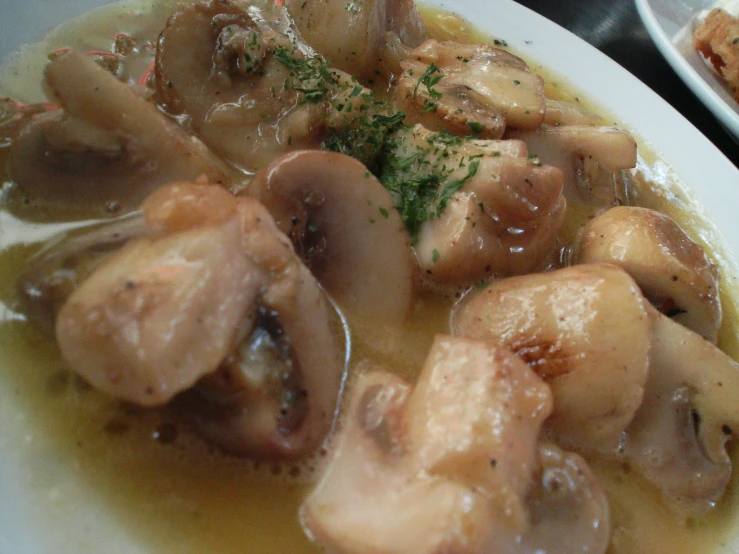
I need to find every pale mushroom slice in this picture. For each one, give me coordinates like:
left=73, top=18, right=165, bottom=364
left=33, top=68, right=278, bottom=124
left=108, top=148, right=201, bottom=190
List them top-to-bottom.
left=283, top=0, right=427, bottom=77
left=397, top=40, right=546, bottom=139
left=8, top=50, right=231, bottom=215
left=508, top=124, right=637, bottom=207
left=384, top=125, right=565, bottom=285
left=248, top=150, right=415, bottom=324
left=55, top=183, right=345, bottom=459
left=575, top=206, right=721, bottom=342
left=452, top=263, right=652, bottom=452
left=624, top=308, right=739, bottom=515
left=302, top=335, right=610, bottom=554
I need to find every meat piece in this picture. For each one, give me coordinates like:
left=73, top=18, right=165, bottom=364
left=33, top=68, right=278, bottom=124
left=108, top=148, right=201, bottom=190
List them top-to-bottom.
left=283, top=0, right=427, bottom=77
left=694, top=8, right=739, bottom=102
left=397, top=41, right=546, bottom=139
left=8, top=51, right=231, bottom=215
left=385, top=125, right=565, bottom=285
left=249, top=150, right=415, bottom=324
left=55, top=183, right=345, bottom=459
left=576, top=206, right=721, bottom=342
left=452, top=263, right=651, bottom=452
left=624, top=307, right=739, bottom=515
left=301, top=335, right=609, bottom=554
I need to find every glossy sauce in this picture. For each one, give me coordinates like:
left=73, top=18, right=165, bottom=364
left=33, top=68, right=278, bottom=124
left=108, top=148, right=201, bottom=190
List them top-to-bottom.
left=1, top=2, right=738, bottom=553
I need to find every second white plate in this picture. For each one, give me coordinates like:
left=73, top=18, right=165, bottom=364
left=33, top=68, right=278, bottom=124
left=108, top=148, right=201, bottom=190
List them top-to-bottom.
left=635, top=0, right=739, bottom=139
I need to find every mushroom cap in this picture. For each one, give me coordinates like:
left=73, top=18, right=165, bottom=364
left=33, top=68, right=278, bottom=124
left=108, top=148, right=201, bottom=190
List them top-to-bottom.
left=249, top=150, right=416, bottom=324
left=576, top=206, right=721, bottom=342
left=452, top=263, right=652, bottom=452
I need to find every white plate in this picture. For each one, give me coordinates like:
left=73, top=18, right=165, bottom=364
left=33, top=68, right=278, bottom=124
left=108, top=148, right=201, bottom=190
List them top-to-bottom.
left=2, top=0, right=739, bottom=552
left=635, top=0, right=739, bottom=139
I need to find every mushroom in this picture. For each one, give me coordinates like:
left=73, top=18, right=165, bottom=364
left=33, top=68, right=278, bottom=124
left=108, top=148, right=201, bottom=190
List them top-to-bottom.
left=154, top=0, right=371, bottom=172
left=283, top=0, right=427, bottom=78
left=397, top=40, right=546, bottom=139
left=7, top=50, right=231, bottom=216
left=543, top=99, right=603, bottom=127
left=385, top=124, right=566, bottom=285
left=507, top=124, right=637, bottom=206
left=248, top=150, right=415, bottom=324
left=54, top=182, right=345, bottom=459
left=575, top=206, right=721, bottom=342
left=452, top=263, right=651, bottom=452
left=624, top=307, right=739, bottom=515
left=301, top=335, right=610, bottom=554
left=521, top=441, right=611, bottom=554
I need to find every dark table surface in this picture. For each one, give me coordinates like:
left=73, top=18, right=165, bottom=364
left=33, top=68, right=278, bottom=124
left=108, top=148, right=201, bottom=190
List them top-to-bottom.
left=515, top=0, right=739, bottom=168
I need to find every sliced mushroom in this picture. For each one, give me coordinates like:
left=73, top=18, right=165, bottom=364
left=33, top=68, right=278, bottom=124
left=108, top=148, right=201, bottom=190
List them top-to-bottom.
left=154, top=0, right=367, bottom=172
left=283, top=0, right=427, bottom=77
left=397, top=40, right=546, bottom=139
left=7, top=50, right=231, bottom=216
left=386, top=124, right=565, bottom=285
left=508, top=124, right=637, bottom=206
left=248, top=150, right=415, bottom=323
left=54, top=183, right=345, bottom=458
left=575, top=206, right=721, bottom=342
left=452, top=263, right=651, bottom=452
left=624, top=308, right=739, bottom=515
left=301, top=335, right=609, bottom=554
left=521, top=442, right=611, bottom=554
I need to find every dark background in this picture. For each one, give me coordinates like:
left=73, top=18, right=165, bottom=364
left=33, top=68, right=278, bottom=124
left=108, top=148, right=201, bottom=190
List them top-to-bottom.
left=516, top=0, right=739, bottom=168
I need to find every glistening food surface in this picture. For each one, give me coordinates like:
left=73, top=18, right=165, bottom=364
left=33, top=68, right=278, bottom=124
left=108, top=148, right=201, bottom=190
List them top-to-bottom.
left=1, top=0, right=739, bottom=553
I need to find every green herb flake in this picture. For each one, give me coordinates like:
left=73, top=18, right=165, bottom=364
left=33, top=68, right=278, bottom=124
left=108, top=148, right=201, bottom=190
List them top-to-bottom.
left=467, top=121, right=484, bottom=134
left=432, top=249, right=440, bottom=263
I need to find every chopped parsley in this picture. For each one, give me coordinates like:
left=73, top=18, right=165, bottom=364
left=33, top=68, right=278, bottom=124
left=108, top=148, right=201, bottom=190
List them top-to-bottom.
left=273, top=45, right=338, bottom=105
left=413, top=63, right=444, bottom=113
left=323, top=110, right=406, bottom=171
left=379, top=129, right=482, bottom=241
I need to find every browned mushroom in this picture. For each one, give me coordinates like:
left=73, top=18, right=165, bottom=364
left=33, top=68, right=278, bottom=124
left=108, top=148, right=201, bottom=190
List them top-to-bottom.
left=575, top=206, right=721, bottom=342
left=452, top=263, right=651, bottom=452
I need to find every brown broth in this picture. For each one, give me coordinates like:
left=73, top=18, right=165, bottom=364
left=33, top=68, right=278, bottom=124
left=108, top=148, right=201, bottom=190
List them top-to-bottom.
left=1, top=2, right=738, bottom=553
